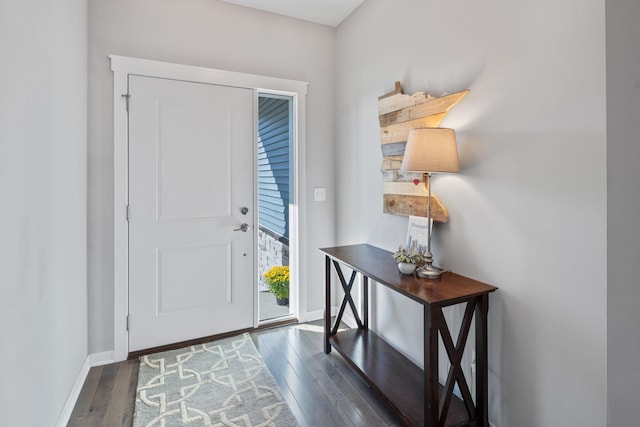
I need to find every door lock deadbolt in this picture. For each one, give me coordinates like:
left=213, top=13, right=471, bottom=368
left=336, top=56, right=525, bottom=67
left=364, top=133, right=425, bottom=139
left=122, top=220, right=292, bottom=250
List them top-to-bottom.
left=240, top=207, right=249, bottom=215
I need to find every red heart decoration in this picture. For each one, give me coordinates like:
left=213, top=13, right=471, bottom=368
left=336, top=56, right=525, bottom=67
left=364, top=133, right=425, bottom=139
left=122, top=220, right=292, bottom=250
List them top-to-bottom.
left=413, top=179, right=420, bottom=186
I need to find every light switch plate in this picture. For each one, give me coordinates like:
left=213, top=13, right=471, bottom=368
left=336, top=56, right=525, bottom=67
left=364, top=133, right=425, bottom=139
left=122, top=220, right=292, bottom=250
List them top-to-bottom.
left=314, top=187, right=326, bottom=201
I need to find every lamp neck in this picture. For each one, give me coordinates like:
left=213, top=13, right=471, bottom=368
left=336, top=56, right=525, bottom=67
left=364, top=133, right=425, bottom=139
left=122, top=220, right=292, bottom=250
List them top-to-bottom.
left=425, top=172, right=433, bottom=255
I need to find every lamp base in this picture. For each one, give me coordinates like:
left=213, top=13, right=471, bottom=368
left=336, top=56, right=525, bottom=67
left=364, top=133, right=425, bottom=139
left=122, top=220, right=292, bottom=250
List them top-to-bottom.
left=416, top=263, right=444, bottom=279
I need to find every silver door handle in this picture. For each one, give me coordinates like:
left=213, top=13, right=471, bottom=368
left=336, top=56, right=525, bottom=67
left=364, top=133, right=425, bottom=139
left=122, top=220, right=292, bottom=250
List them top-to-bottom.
left=234, top=223, right=249, bottom=232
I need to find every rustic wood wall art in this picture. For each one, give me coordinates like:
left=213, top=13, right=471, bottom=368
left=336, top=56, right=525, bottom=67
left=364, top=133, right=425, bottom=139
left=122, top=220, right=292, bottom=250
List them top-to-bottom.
left=379, top=82, right=468, bottom=222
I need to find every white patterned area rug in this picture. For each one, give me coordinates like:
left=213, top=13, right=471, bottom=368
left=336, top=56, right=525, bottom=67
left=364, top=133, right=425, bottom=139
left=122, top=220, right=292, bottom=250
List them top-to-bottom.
left=133, top=333, right=299, bottom=427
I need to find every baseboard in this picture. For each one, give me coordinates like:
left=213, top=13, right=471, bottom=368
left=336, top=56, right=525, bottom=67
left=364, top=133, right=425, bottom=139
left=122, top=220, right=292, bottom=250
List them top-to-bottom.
left=299, top=306, right=347, bottom=324
left=300, top=306, right=359, bottom=328
left=299, top=308, right=325, bottom=323
left=89, top=350, right=115, bottom=367
left=55, top=356, right=90, bottom=427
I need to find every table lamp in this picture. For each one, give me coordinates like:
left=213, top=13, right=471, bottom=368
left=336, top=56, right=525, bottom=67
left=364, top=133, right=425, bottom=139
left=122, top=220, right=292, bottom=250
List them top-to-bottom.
left=400, top=128, right=459, bottom=279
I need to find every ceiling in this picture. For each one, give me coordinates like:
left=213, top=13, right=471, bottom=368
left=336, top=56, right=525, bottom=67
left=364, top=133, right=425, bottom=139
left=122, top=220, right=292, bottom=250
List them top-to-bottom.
left=219, top=0, right=365, bottom=27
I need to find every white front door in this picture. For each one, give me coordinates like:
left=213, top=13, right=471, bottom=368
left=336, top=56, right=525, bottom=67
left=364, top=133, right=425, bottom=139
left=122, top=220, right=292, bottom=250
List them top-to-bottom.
left=128, top=75, right=255, bottom=352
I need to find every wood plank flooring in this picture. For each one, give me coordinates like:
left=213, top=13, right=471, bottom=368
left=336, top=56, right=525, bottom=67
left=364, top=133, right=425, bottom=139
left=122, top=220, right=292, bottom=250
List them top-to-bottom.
left=68, top=321, right=404, bottom=426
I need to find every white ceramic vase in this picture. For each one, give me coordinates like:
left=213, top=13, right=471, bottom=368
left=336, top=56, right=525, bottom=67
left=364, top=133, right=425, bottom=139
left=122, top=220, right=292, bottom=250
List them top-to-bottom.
left=397, top=262, right=416, bottom=275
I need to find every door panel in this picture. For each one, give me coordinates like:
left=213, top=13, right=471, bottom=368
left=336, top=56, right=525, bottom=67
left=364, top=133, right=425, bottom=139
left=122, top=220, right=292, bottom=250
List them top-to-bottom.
left=128, top=75, right=254, bottom=352
left=156, top=100, right=232, bottom=221
left=155, top=242, right=232, bottom=314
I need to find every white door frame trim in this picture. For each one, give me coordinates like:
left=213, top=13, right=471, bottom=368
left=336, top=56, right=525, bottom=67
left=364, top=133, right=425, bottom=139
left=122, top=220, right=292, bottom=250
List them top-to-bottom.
left=110, top=55, right=308, bottom=362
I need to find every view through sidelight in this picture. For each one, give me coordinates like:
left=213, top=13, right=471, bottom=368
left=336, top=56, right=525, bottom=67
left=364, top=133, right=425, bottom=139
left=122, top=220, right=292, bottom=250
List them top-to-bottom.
left=257, top=93, right=294, bottom=322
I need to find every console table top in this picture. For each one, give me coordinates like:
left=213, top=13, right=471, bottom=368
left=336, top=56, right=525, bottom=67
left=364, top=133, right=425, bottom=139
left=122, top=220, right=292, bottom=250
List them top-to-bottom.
left=320, top=244, right=497, bottom=307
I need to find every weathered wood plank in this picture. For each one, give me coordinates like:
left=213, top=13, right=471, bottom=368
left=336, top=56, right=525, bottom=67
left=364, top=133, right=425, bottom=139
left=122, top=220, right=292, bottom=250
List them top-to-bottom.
left=378, top=89, right=435, bottom=116
left=378, top=90, right=469, bottom=127
left=380, top=113, right=447, bottom=145
left=381, top=142, right=406, bottom=157
left=380, top=156, right=404, bottom=171
left=381, top=170, right=424, bottom=182
left=383, top=181, right=430, bottom=197
left=383, top=194, right=448, bottom=222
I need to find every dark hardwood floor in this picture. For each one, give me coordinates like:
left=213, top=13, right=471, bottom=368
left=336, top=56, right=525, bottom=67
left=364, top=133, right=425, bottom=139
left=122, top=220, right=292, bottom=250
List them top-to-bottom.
left=67, top=321, right=404, bottom=426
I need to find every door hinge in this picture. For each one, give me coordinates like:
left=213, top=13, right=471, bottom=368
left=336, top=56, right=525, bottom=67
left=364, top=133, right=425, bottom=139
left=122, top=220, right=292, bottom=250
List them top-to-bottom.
left=121, top=93, right=130, bottom=112
left=126, top=205, right=130, bottom=222
left=126, top=315, right=130, bottom=331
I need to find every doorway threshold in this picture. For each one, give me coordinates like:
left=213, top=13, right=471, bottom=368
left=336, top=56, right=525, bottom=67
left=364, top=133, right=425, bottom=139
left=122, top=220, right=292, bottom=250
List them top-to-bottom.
left=257, top=316, right=297, bottom=330
left=128, top=318, right=298, bottom=360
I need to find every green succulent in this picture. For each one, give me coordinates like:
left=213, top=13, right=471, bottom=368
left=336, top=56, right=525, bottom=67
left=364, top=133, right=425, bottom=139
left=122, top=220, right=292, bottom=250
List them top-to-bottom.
left=392, top=247, right=423, bottom=264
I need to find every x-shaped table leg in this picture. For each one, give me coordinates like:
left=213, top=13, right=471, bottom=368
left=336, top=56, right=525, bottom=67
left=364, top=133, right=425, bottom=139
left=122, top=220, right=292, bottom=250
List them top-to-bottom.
left=331, top=260, right=363, bottom=335
left=438, top=299, right=477, bottom=424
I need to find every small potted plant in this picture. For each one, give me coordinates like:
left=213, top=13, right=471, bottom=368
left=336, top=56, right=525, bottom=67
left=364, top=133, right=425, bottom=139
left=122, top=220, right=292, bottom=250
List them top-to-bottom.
left=392, top=246, right=423, bottom=275
left=263, top=265, right=290, bottom=305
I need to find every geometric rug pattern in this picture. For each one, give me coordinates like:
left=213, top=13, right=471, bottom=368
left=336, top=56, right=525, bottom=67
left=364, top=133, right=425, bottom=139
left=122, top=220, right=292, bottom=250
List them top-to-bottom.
left=133, top=333, right=299, bottom=427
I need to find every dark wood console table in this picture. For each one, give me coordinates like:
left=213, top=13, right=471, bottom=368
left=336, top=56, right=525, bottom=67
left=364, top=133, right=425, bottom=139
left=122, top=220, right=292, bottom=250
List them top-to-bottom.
left=320, top=244, right=497, bottom=427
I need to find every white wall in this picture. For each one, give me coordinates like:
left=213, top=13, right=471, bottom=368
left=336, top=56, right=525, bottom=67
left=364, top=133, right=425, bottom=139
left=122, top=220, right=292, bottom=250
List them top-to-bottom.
left=0, top=0, right=88, bottom=425
left=88, top=0, right=336, bottom=353
left=606, top=0, right=640, bottom=424
left=335, top=1, right=606, bottom=426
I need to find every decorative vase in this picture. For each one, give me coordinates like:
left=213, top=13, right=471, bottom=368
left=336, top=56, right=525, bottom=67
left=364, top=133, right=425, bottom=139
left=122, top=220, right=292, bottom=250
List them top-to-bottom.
left=397, top=262, right=416, bottom=275
left=276, top=297, right=289, bottom=306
